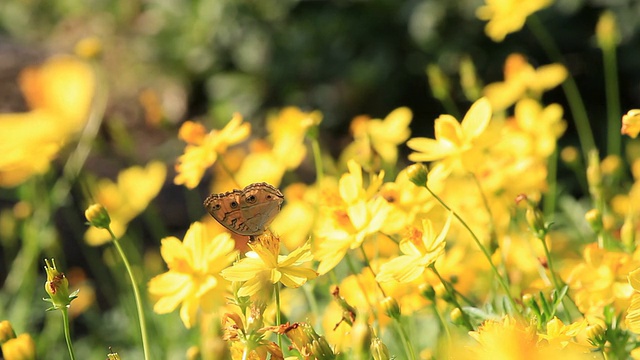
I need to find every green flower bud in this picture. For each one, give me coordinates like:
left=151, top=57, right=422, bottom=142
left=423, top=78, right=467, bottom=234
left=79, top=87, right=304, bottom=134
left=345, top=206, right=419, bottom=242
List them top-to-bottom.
left=406, top=163, right=429, bottom=187
left=85, top=203, right=111, bottom=230
left=43, top=259, right=77, bottom=310
left=381, top=296, right=401, bottom=319
left=0, top=320, right=16, bottom=343
left=371, top=338, right=391, bottom=360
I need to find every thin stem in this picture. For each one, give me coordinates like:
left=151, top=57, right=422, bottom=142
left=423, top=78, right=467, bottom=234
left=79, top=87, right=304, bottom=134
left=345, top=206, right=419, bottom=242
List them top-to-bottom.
left=527, top=15, right=596, bottom=160
left=602, top=42, right=621, bottom=157
left=424, top=184, right=520, bottom=315
left=108, top=228, right=151, bottom=360
left=358, top=245, right=387, bottom=298
left=430, top=266, right=473, bottom=331
left=275, top=284, right=283, bottom=350
left=431, top=301, right=451, bottom=350
left=61, top=308, right=77, bottom=360
left=393, top=319, right=416, bottom=360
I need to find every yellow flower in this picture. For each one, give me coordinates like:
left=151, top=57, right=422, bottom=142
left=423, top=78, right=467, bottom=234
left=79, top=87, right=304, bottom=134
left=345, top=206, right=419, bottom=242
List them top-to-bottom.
left=476, top=0, right=553, bottom=42
left=483, top=54, right=567, bottom=111
left=0, top=55, right=95, bottom=188
left=407, top=97, right=492, bottom=168
left=510, top=98, right=566, bottom=157
left=235, top=107, right=321, bottom=187
left=341, top=107, right=412, bottom=168
left=622, top=109, right=640, bottom=139
left=174, top=113, right=250, bottom=189
left=84, top=161, right=166, bottom=246
left=314, top=161, right=389, bottom=274
left=270, top=183, right=316, bottom=251
left=376, top=215, right=451, bottom=283
left=148, top=222, right=237, bottom=328
left=221, top=230, right=318, bottom=299
left=565, top=244, right=639, bottom=318
left=626, top=268, right=640, bottom=333
left=223, top=305, right=284, bottom=360
left=451, top=315, right=594, bottom=360
left=539, top=317, right=589, bottom=350
left=1, top=333, right=36, bottom=360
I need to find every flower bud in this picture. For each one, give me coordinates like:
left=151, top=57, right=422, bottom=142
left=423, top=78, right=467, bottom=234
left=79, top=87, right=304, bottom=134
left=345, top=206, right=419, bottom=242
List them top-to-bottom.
left=596, top=10, right=619, bottom=50
left=426, top=64, right=450, bottom=101
left=560, top=146, right=579, bottom=166
left=406, top=163, right=428, bottom=187
left=85, top=204, right=111, bottom=230
left=526, top=206, right=547, bottom=239
left=585, top=209, right=603, bottom=233
left=621, top=216, right=635, bottom=251
left=43, top=259, right=77, bottom=310
left=419, top=283, right=436, bottom=301
left=381, top=296, right=401, bottom=319
left=450, top=308, right=464, bottom=326
left=0, top=320, right=16, bottom=343
left=1, top=333, right=36, bottom=360
left=371, top=338, right=391, bottom=360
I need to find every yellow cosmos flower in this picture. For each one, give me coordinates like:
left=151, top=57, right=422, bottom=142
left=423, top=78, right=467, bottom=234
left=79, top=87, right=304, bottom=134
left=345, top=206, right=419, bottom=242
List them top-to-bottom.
left=476, top=0, right=553, bottom=42
left=483, top=54, right=567, bottom=111
left=0, top=55, right=95, bottom=187
left=407, top=97, right=492, bottom=168
left=511, top=98, right=566, bottom=157
left=235, top=107, right=321, bottom=187
left=341, top=107, right=412, bottom=168
left=622, top=109, right=640, bottom=139
left=174, top=113, right=251, bottom=189
left=84, top=161, right=166, bottom=246
left=314, top=161, right=389, bottom=274
left=378, top=168, right=435, bottom=234
left=270, top=183, right=316, bottom=251
left=376, top=215, right=451, bottom=283
left=148, top=222, right=238, bottom=329
left=221, top=230, right=318, bottom=299
left=565, top=244, right=639, bottom=318
left=626, top=268, right=640, bottom=333
left=451, top=315, right=594, bottom=360
left=1, top=333, right=36, bottom=360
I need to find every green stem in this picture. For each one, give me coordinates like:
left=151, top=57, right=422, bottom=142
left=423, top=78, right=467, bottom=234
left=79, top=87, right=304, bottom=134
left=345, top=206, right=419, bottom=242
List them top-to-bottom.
left=527, top=15, right=596, bottom=160
left=602, top=42, right=621, bottom=157
left=424, top=184, right=520, bottom=315
left=108, top=229, right=151, bottom=360
left=358, top=245, right=387, bottom=298
left=430, top=266, right=473, bottom=331
left=275, top=284, right=283, bottom=351
left=431, top=301, right=451, bottom=350
left=61, top=307, right=77, bottom=360
left=394, top=319, right=416, bottom=360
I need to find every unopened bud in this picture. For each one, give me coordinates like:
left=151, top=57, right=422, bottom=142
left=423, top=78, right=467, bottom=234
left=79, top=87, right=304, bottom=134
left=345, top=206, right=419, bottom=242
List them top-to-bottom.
left=406, top=163, right=429, bottom=187
left=85, top=204, right=111, bottom=230
left=585, top=209, right=603, bottom=233
left=44, top=259, right=77, bottom=310
left=381, top=297, right=401, bottom=319
left=0, top=320, right=16, bottom=343
left=1, top=333, right=36, bottom=360
left=371, top=338, right=391, bottom=360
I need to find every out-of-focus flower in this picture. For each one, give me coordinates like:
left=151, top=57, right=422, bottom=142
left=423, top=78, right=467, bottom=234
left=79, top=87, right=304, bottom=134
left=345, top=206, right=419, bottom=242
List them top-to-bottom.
left=476, top=0, right=553, bottom=42
left=596, top=11, right=620, bottom=50
left=74, top=36, right=103, bottom=59
left=483, top=54, right=567, bottom=111
left=0, top=55, right=95, bottom=188
left=407, top=97, right=492, bottom=170
left=510, top=98, right=566, bottom=158
left=235, top=107, right=321, bottom=186
left=341, top=107, right=412, bottom=169
left=622, top=110, right=640, bottom=139
left=174, top=113, right=250, bottom=189
left=84, top=161, right=166, bottom=246
left=314, top=161, right=389, bottom=274
left=379, top=168, right=435, bottom=234
left=270, top=183, right=317, bottom=251
left=84, top=203, right=111, bottom=230
left=376, top=215, right=451, bottom=283
left=148, top=222, right=237, bottom=329
left=221, top=230, right=317, bottom=300
left=565, top=244, right=639, bottom=318
left=626, top=268, right=640, bottom=333
left=223, top=305, right=283, bottom=360
left=450, top=315, right=594, bottom=359
left=0, top=320, right=15, bottom=343
left=1, top=333, right=36, bottom=360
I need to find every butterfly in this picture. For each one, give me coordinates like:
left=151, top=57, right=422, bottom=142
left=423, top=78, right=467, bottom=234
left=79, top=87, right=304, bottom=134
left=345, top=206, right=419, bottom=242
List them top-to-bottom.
left=203, top=182, right=284, bottom=236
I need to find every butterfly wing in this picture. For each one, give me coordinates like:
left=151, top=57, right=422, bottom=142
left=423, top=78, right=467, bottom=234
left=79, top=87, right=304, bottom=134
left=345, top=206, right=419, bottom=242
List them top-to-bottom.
left=239, top=182, right=284, bottom=235
left=203, top=190, right=247, bottom=234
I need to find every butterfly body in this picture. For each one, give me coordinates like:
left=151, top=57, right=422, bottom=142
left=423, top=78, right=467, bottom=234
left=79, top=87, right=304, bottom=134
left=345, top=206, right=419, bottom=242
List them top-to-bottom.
left=204, top=182, right=284, bottom=236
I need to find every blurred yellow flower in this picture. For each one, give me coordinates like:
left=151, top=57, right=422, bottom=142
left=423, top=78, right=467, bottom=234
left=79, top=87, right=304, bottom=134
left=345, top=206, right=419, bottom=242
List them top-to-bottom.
left=476, top=0, right=553, bottom=42
left=483, top=54, right=567, bottom=111
left=0, top=55, right=95, bottom=187
left=407, top=97, right=492, bottom=169
left=510, top=98, right=566, bottom=157
left=235, top=107, right=321, bottom=186
left=341, top=107, right=412, bottom=168
left=622, top=109, right=640, bottom=139
left=174, top=113, right=250, bottom=189
left=85, top=161, right=166, bottom=246
left=314, top=161, right=389, bottom=274
left=378, top=168, right=435, bottom=234
left=270, top=183, right=316, bottom=251
left=376, top=215, right=451, bottom=283
left=148, top=222, right=237, bottom=329
left=221, top=230, right=318, bottom=299
left=565, top=244, right=638, bottom=318
left=626, top=268, right=640, bottom=333
left=451, top=315, right=594, bottom=360
left=1, top=333, right=36, bottom=360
